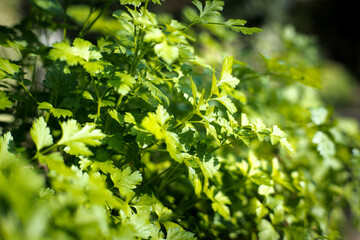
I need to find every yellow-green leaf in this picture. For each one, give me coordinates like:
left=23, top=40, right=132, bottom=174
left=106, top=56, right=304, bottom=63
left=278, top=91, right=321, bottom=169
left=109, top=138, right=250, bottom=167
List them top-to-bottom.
left=154, top=41, right=179, bottom=65
left=0, top=91, right=12, bottom=110
left=30, top=117, right=53, bottom=151
left=58, top=119, right=105, bottom=156
left=111, top=167, right=142, bottom=196
left=258, top=219, right=280, bottom=240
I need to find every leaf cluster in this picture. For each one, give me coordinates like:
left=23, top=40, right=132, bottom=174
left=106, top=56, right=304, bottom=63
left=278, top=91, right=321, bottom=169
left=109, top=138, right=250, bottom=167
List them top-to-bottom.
left=0, top=0, right=359, bottom=239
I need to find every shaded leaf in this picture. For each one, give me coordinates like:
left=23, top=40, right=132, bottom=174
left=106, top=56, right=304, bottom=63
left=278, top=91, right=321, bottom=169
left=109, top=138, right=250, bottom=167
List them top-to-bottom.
left=34, top=0, right=65, bottom=17
left=225, top=19, right=263, bottom=35
left=109, top=72, right=136, bottom=95
left=143, top=81, right=169, bottom=106
left=283, top=226, right=311, bottom=240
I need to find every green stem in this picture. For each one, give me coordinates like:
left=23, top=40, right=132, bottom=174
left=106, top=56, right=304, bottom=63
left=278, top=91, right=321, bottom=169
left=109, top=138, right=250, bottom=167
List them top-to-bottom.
left=63, top=0, right=67, bottom=41
left=144, top=0, right=149, bottom=9
left=78, top=1, right=112, bottom=38
left=78, top=6, right=93, bottom=37
left=186, top=21, right=224, bottom=31
left=185, top=22, right=197, bottom=30
left=205, top=22, right=225, bottom=26
left=63, top=24, right=67, bottom=41
left=130, top=28, right=144, bottom=75
left=135, top=43, right=156, bottom=67
left=30, top=56, right=38, bottom=92
left=92, top=76, right=102, bottom=122
left=20, top=81, right=38, bottom=104
left=103, top=94, right=123, bottom=132
left=115, top=95, right=124, bottom=111
left=97, top=97, right=102, bottom=120
left=174, top=108, right=196, bottom=129
left=44, top=111, right=50, bottom=123
left=187, top=120, right=205, bottom=124
left=210, top=138, right=243, bottom=153
left=31, top=142, right=59, bottom=161
left=138, top=142, right=158, bottom=154
left=40, top=144, right=58, bottom=156
left=157, top=163, right=181, bottom=193
left=142, top=165, right=172, bottom=187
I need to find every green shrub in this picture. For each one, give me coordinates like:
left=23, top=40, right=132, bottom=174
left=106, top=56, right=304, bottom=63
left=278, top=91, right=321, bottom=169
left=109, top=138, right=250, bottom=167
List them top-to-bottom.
left=0, top=1, right=359, bottom=239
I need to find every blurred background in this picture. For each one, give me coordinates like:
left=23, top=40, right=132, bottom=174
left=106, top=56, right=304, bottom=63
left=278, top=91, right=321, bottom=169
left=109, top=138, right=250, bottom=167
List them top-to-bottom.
left=1, top=0, right=359, bottom=121
left=160, top=0, right=360, bottom=121
left=220, top=0, right=360, bottom=121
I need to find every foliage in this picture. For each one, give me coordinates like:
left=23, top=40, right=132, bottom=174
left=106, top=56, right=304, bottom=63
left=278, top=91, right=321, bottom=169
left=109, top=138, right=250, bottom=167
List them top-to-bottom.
left=0, top=0, right=360, bottom=239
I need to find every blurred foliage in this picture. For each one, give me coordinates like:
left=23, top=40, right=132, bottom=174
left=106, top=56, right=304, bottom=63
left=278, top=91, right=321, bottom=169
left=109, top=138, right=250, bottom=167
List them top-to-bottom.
left=0, top=0, right=360, bottom=240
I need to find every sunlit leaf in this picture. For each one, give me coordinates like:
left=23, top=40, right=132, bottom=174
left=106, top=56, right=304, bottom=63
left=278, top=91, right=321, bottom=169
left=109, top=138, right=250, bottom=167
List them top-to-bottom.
left=154, top=41, right=179, bottom=65
left=218, top=56, right=240, bottom=88
left=0, top=57, right=19, bottom=78
left=0, top=91, right=12, bottom=110
left=38, top=102, right=73, bottom=118
left=30, top=117, right=53, bottom=151
left=58, top=119, right=105, bottom=156
left=312, top=131, right=335, bottom=158
left=0, top=132, right=16, bottom=166
left=111, top=167, right=142, bottom=196
left=211, top=191, right=231, bottom=218
left=258, top=219, right=280, bottom=240
left=166, top=227, right=196, bottom=240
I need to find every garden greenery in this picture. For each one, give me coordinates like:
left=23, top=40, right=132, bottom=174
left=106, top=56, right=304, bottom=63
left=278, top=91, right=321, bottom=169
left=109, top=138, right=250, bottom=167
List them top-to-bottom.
left=0, top=0, right=360, bottom=239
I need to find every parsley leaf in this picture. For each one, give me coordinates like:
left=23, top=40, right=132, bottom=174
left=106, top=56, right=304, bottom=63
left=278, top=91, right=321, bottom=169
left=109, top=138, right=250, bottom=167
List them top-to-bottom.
left=192, top=0, right=224, bottom=23
left=49, top=38, right=104, bottom=74
left=154, top=41, right=179, bottom=65
left=217, top=56, right=240, bottom=88
left=0, top=57, right=19, bottom=78
left=0, top=91, right=12, bottom=110
left=38, top=102, right=73, bottom=118
left=30, top=117, right=53, bottom=151
left=58, top=119, right=106, bottom=156
left=312, top=131, right=335, bottom=158
left=0, top=133, right=16, bottom=166
left=111, top=167, right=142, bottom=196
left=258, top=219, right=280, bottom=240
left=166, top=227, right=196, bottom=240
